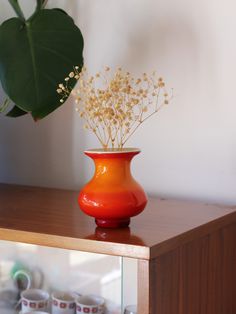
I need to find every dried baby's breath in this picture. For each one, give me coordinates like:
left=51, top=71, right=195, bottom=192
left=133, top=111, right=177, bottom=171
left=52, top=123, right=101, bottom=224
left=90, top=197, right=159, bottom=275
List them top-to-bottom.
left=57, top=66, right=172, bottom=149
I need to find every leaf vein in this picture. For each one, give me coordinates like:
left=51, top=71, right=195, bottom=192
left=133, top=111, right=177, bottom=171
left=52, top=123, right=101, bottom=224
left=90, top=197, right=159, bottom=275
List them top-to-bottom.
left=26, top=24, right=40, bottom=105
left=34, top=43, right=75, bottom=65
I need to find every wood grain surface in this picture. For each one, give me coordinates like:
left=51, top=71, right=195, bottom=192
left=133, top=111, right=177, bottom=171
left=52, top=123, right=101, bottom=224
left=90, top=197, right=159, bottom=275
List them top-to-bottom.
left=0, top=183, right=235, bottom=259
left=150, top=222, right=236, bottom=314
left=137, top=259, right=150, bottom=313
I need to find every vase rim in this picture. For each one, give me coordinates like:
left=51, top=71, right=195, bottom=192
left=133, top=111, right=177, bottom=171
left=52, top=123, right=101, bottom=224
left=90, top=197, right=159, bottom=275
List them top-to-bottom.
left=84, top=147, right=141, bottom=154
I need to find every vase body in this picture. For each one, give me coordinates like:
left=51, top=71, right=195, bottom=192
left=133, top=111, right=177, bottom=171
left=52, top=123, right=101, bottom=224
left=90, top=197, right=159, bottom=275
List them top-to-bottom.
left=78, top=148, right=147, bottom=228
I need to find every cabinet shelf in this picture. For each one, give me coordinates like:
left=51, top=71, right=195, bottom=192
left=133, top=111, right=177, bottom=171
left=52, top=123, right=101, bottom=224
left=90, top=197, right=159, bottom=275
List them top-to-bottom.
left=0, top=183, right=235, bottom=313
left=0, top=183, right=235, bottom=260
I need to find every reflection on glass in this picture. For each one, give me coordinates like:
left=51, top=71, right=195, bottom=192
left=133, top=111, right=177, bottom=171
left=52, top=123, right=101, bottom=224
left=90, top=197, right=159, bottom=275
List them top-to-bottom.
left=0, top=240, right=137, bottom=313
left=122, top=258, right=137, bottom=313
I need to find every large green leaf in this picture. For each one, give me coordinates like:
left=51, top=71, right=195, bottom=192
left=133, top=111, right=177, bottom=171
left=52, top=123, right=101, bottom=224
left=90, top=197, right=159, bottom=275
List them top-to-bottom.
left=0, top=8, right=83, bottom=119
left=7, top=105, right=27, bottom=117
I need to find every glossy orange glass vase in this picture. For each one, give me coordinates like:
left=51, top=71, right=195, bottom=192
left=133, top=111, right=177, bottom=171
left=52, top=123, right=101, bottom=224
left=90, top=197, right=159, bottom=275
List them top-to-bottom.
left=78, top=148, right=147, bottom=228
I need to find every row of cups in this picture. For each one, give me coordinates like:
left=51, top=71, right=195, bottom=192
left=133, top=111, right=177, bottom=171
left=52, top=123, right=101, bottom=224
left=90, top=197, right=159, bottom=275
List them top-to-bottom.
left=20, top=289, right=105, bottom=314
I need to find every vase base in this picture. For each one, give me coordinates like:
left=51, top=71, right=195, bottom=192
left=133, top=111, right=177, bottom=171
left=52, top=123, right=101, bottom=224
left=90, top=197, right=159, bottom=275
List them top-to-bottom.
left=95, top=218, right=130, bottom=228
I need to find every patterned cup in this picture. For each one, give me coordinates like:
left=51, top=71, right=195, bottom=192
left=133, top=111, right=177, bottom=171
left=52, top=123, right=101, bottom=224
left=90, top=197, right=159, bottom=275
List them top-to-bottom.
left=21, top=289, right=49, bottom=313
left=52, top=291, right=76, bottom=314
left=76, top=295, right=105, bottom=314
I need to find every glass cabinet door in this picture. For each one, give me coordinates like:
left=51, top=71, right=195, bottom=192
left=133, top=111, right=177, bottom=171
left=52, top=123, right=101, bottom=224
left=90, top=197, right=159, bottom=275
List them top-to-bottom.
left=0, top=240, right=137, bottom=314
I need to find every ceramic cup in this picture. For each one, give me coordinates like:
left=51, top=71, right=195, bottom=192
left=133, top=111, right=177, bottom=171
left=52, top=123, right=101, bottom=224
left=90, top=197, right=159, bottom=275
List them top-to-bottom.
left=21, top=289, right=49, bottom=313
left=52, top=291, right=76, bottom=314
left=76, top=295, right=105, bottom=314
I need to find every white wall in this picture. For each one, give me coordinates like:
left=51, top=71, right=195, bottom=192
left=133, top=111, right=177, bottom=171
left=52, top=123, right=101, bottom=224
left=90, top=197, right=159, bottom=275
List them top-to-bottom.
left=0, top=0, right=236, bottom=204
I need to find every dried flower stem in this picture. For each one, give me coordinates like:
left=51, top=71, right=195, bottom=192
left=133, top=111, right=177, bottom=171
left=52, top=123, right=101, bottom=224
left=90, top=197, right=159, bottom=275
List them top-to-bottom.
left=57, top=67, right=171, bottom=149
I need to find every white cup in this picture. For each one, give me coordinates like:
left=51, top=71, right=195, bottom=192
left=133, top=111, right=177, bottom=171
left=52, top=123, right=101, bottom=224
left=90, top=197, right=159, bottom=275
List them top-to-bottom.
left=21, top=289, right=49, bottom=313
left=52, top=291, right=76, bottom=314
left=76, top=295, right=105, bottom=314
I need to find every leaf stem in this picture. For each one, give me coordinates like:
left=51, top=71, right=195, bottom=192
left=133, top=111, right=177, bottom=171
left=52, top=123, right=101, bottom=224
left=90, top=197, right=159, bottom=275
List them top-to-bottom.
left=8, top=0, right=25, bottom=21
left=36, top=0, right=47, bottom=12
left=36, top=0, right=42, bottom=12
left=42, top=0, right=48, bottom=8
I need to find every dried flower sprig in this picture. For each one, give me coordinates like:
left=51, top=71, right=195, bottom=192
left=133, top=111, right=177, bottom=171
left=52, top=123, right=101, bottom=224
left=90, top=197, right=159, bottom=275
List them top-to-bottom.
left=57, top=66, right=172, bottom=149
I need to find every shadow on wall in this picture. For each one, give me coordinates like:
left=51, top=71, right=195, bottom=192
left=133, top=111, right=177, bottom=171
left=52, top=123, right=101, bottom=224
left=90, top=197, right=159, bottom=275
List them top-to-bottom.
left=120, top=0, right=218, bottom=108
left=0, top=1, right=87, bottom=189
left=111, top=1, right=220, bottom=203
left=122, top=8, right=200, bottom=78
left=0, top=90, right=86, bottom=189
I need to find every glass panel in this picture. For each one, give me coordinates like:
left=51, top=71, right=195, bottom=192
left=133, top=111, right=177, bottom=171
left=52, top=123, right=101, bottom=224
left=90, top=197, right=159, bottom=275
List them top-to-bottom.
left=0, top=240, right=123, bottom=314
left=122, top=257, right=138, bottom=313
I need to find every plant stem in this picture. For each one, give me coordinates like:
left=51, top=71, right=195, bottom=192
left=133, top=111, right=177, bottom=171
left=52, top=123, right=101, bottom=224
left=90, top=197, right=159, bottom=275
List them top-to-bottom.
left=8, top=0, right=25, bottom=20
left=27, top=0, right=48, bottom=21
left=36, top=0, right=48, bottom=12
left=36, top=0, right=42, bottom=12
left=42, top=0, right=48, bottom=8
left=122, top=103, right=165, bottom=146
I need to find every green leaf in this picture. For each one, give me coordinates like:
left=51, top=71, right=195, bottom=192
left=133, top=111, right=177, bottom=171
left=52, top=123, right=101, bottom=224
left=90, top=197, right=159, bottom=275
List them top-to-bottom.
left=0, top=8, right=83, bottom=119
left=31, top=99, right=62, bottom=120
left=6, top=105, right=28, bottom=117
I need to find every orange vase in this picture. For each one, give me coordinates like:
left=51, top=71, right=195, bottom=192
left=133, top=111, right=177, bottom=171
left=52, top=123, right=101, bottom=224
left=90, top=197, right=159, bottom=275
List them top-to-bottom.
left=78, top=148, right=147, bottom=228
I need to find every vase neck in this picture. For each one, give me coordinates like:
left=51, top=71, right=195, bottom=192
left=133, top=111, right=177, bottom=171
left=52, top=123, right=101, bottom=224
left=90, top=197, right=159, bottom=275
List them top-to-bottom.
left=87, top=152, right=138, bottom=182
left=96, top=157, right=131, bottom=177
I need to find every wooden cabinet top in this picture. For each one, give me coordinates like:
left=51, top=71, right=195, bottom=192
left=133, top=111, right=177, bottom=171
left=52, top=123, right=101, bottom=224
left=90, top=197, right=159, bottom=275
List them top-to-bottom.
left=0, top=184, right=235, bottom=259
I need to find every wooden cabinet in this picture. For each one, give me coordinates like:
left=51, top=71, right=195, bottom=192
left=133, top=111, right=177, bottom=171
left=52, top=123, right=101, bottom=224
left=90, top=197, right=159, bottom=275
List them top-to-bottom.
left=0, top=184, right=235, bottom=314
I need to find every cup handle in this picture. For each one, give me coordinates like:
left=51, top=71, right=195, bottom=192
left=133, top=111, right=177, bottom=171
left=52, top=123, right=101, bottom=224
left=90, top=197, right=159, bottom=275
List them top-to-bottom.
left=13, top=270, right=31, bottom=290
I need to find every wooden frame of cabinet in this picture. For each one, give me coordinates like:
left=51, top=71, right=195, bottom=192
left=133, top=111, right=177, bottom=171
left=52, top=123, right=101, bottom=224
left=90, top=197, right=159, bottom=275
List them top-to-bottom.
left=0, top=183, right=235, bottom=313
